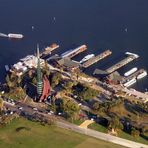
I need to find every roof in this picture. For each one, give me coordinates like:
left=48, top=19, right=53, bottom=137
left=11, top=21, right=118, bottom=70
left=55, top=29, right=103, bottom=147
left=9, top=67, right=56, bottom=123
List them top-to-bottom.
left=57, top=58, right=80, bottom=68
left=93, top=69, right=108, bottom=75
left=108, top=71, right=123, bottom=81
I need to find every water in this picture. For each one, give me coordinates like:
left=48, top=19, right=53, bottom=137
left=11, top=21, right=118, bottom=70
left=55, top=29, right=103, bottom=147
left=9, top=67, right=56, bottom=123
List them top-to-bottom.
left=0, top=0, right=148, bottom=92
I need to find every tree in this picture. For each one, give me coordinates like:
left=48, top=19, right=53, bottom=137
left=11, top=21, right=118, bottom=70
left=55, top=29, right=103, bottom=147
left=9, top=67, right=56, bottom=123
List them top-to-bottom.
left=42, top=61, right=50, bottom=77
left=51, top=72, right=62, bottom=88
left=32, top=77, right=37, bottom=85
left=63, top=81, right=74, bottom=94
left=78, top=86, right=99, bottom=101
left=0, top=97, right=3, bottom=111
left=62, top=98, right=80, bottom=121
left=92, top=102, right=100, bottom=110
left=108, top=116, right=123, bottom=134
left=131, top=127, right=140, bottom=137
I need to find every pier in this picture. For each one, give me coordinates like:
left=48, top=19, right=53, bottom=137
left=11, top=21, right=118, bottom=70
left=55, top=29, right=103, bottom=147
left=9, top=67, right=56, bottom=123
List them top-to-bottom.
left=40, top=43, right=59, bottom=58
left=61, top=45, right=87, bottom=59
left=82, top=50, right=112, bottom=68
left=106, top=55, right=139, bottom=74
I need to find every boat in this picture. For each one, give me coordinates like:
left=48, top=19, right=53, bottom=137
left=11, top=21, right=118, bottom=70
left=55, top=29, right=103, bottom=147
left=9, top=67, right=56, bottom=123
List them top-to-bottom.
left=8, top=33, right=24, bottom=39
left=61, top=45, right=87, bottom=58
left=125, top=52, right=139, bottom=58
left=79, top=54, right=95, bottom=63
left=5, top=65, right=9, bottom=71
left=124, top=67, right=138, bottom=77
left=137, top=70, right=147, bottom=79
left=123, top=78, right=136, bottom=87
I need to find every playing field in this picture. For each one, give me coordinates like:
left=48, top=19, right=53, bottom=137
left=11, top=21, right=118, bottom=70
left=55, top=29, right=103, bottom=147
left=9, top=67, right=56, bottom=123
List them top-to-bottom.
left=0, top=118, right=126, bottom=148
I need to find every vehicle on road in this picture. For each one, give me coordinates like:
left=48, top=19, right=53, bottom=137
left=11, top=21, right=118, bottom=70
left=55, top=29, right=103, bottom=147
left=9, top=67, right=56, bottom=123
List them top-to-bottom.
left=18, top=107, right=23, bottom=110
left=33, top=107, right=38, bottom=111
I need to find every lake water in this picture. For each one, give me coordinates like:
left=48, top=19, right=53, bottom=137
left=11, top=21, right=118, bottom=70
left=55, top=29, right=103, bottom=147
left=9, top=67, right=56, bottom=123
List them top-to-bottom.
left=0, top=0, right=148, bottom=91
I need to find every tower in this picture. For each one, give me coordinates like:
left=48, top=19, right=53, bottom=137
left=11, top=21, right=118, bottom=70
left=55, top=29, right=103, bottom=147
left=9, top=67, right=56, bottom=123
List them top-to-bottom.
left=36, top=44, right=43, bottom=97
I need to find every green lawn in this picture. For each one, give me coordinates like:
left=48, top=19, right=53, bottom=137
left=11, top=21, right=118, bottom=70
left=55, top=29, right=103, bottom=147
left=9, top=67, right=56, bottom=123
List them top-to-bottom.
left=0, top=118, right=126, bottom=148
left=71, top=119, right=85, bottom=125
left=88, top=123, right=148, bottom=145
left=88, top=123, right=108, bottom=133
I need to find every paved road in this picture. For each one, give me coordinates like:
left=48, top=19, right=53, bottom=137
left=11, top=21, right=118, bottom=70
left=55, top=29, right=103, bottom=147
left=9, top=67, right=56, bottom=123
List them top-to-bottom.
left=57, top=121, right=148, bottom=148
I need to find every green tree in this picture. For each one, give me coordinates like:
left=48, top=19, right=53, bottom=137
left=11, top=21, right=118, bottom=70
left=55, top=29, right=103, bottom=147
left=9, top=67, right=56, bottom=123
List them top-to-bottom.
left=42, top=61, right=50, bottom=77
left=51, top=72, right=62, bottom=88
left=63, top=81, right=74, bottom=94
left=78, top=86, right=99, bottom=101
left=0, top=97, right=3, bottom=111
left=62, top=98, right=80, bottom=121
left=92, top=101, right=100, bottom=110
left=108, top=116, right=123, bottom=133
left=131, top=127, right=140, bottom=137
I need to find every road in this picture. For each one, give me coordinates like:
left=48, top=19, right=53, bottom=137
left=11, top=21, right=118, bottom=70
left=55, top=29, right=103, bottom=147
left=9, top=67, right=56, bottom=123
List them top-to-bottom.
left=57, top=120, right=148, bottom=148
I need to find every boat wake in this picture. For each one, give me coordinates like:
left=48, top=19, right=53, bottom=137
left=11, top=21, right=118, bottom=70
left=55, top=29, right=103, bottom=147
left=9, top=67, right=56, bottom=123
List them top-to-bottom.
left=0, top=33, right=8, bottom=38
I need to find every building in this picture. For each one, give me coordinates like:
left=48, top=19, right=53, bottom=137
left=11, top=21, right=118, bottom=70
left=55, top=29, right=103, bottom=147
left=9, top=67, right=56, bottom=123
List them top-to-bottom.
left=36, top=45, right=51, bottom=102
left=36, top=45, right=43, bottom=96
left=56, top=57, right=80, bottom=71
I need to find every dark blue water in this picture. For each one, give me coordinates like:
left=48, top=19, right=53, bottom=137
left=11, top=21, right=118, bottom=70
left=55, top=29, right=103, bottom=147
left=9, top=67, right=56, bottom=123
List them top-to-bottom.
left=0, top=0, right=148, bottom=91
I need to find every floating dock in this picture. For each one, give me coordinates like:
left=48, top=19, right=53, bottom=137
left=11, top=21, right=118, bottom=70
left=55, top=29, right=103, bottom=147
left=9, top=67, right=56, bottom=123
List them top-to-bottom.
left=40, top=43, right=59, bottom=58
left=82, top=50, right=112, bottom=68
left=106, top=53, right=139, bottom=74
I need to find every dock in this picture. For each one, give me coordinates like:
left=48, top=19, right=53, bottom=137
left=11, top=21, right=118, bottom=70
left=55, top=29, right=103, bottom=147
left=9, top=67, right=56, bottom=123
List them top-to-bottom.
left=40, top=43, right=59, bottom=58
left=61, top=45, right=87, bottom=59
left=82, top=50, right=112, bottom=68
left=106, top=54, right=139, bottom=74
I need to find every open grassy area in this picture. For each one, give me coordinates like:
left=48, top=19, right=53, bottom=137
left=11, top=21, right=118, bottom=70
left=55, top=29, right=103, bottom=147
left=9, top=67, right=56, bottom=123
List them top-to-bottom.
left=0, top=118, right=126, bottom=148
left=70, top=119, right=85, bottom=125
left=88, top=123, right=148, bottom=145
left=88, top=123, right=108, bottom=133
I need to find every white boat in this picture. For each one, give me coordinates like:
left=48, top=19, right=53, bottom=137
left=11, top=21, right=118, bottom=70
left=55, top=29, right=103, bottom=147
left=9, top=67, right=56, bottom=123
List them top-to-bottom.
left=8, top=33, right=24, bottom=39
left=125, top=52, right=139, bottom=58
left=80, top=54, right=95, bottom=63
left=5, top=65, right=9, bottom=71
left=124, top=67, right=138, bottom=77
left=137, top=71, right=147, bottom=79
left=123, top=78, right=136, bottom=87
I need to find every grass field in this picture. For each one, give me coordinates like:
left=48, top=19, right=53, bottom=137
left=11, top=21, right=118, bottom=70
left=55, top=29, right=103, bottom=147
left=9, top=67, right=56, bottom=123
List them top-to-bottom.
left=0, top=118, right=126, bottom=148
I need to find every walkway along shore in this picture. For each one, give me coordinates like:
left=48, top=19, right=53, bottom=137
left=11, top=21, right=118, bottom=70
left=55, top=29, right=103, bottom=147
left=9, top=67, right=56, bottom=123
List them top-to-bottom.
left=57, top=120, right=148, bottom=148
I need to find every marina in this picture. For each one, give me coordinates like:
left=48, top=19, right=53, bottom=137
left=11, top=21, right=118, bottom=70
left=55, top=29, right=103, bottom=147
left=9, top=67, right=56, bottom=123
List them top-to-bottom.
left=82, top=50, right=112, bottom=68
left=106, top=52, right=139, bottom=74
left=122, top=69, right=147, bottom=87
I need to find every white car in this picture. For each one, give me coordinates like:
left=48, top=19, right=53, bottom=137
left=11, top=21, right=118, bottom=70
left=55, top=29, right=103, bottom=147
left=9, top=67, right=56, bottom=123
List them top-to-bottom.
left=78, top=103, right=82, bottom=106
left=18, top=107, right=23, bottom=110
left=33, top=107, right=38, bottom=111
left=50, top=110, right=54, bottom=114
left=10, top=111, right=14, bottom=115
left=58, top=112, right=62, bottom=115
